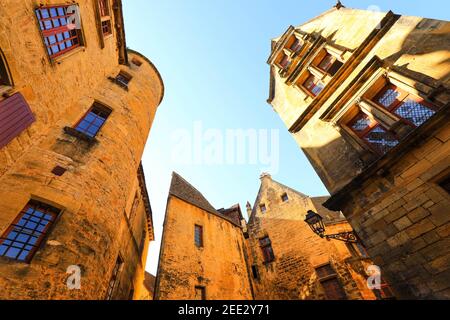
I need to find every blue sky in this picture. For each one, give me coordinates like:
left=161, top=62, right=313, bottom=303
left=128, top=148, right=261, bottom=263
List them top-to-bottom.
left=122, top=0, right=450, bottom=274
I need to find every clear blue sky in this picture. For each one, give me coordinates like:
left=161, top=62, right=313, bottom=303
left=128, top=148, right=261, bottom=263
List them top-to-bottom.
left=122, top=0, right=450, bottom=274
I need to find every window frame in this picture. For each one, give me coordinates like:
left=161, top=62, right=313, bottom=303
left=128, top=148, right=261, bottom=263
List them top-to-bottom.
left=97, top=0, right=113, bottom=38
left=34, top=5, right=85, bottom=60
left=0, top=48, right=13, bottom=89
left=303, top=73, right=325, bottom=97
left=73, top=102, right=112, bottom=138
left=281, top=193, right=289, bottom=202
left=0, top=200, right=61, bottom=263
left=194, top=224, right=203, bottom=248
left=259, top=236, right=275, bottom=263
left=194, top=286, right=206, bottom=300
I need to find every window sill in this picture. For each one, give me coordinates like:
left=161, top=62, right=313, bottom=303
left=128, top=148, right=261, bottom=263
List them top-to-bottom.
left=52, top=46, right=85, bottom=65
left=63, top=126, right=98, bottom=144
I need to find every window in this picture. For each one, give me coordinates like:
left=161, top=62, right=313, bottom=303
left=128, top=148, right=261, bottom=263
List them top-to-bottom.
left=98, top=0, right=112, bottom=36
left=35, top=5, right=83, bottom=59
left=290, top=38, right=303, bottom=52
left=0, top=49, right=11, bottom=87
left=279, top=53, right=291, bottom=69
left=317, top=53, right=343, bottom=76
left=132, top=58, right=142, bottom=67
left=114, top=71, right=132, bottom=89
left=303, top=74, right=324, bottom=97
left=374, top=84, right=437, bottom=127
left=74, top=103, right=111, bottom=138
left=348, top=111, right=399, bottom=155
left=438, top=175, right=450, bottom=195
left=281, top=193, right=288, bottom=202
left=0, top=200, right=60, bottom=263
left=259, top=204, right=266, bottom=213
left=194, top=225, right=203, bottom=247
left=259, top=236, right=275, bottom=263
left=106, top=255, right=123, bottom=300
left=315, top=264, right=347, bottom=300
left=251, top=265, right=259, bottom=279
left=321, top=278, right=347, bottom=300
left=374, top=279, right=395, bottom=300
left=194, top=286, right=206, bottom=300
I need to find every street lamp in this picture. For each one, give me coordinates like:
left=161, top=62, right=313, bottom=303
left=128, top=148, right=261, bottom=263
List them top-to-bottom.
left=304, top=210, right=358, bottom=243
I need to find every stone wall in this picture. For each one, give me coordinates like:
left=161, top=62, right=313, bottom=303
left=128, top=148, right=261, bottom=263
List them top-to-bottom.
left=0, top=0, right=163, bottom=299
left=246, top=175, right=376, bottom=300
left=154, top=196, right=253, bottom=300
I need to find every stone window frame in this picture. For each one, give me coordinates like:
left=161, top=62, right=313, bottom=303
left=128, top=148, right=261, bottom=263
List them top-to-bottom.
left=94, top=0, right=114, bottom=49
left=34, top=4, right=87, bottom=62
left=273, top=31, right=310, bottom=78
left=292, top=43, right=348, bottom=100
left=0, top=48, right=13, bottom=96
left=332, top=66, right=445, bottom=158
left=109, top=70, right=133, bottom=91
left=69, top=101, right=112, bottom=139
left=281, top=193, right=289, bottom=202
left=0, top=199, right=62, bottom=263
left=259, top=203, right=267, bottom=213
left=194, top=224, right=203, bottom=248
left=259, top=236, right=275, bottom=263
left=314, top=262, right=347, bottom=300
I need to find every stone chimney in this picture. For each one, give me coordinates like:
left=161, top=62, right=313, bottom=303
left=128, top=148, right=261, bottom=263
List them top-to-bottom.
left=260, top=172, right=271, bottom=180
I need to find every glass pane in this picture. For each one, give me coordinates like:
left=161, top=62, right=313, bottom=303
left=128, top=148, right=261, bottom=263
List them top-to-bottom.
left=318, top=55, right=334, bottom=71
left=377, top=88, right=400, bottom=108
left=395, top=99, right=435, bottom=127
left=351, top=113, right=372, bottom=132
left=364, top=126, right=399, bottom=154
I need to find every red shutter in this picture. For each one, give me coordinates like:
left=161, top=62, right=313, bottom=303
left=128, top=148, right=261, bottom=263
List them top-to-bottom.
left=0, top=93, right=35, bottom=148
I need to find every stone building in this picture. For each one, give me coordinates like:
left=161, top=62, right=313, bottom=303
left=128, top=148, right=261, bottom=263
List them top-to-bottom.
left=0, top=0, right=163, bottom=299
left=266, top=4, right=449, bottom=299
left=154, top=172, right=254, bottom=300
left=155, top=172, right=385, bottom=300
left=246, top=173, right=379, bottom=300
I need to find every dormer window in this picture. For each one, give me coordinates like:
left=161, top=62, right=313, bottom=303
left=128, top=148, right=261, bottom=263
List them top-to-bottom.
left=290, top=38, right=303, bottom=52
left=279, top=53, right=291, bottom=69
left=317, top=53, right=343, bottom=76
left=303, top=74, right=324, bottom=97
left=260, top=204, right=267, bottom=213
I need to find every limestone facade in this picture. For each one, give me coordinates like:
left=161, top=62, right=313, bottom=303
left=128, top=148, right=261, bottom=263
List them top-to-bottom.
left=0, top=0, right=163, bottom=299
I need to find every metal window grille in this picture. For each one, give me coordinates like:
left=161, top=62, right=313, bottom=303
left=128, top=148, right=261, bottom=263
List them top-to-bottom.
left=35, top=5, right=82, bottom=59
left=0, top=200, right=60, bottom=262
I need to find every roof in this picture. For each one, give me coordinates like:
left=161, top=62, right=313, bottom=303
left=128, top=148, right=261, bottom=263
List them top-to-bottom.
left=137, top=163, right=154, bottom=241
left=168, top=172, right=242, bottom=227
left=217, top=204, right=244, bottom=226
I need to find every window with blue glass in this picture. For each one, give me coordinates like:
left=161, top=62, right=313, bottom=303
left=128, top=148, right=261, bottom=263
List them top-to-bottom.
left=35, top=5, right=83, bottom=59
left=75, top=104, right=112, bottom=138
left=0, top=201, right=60, bottom=262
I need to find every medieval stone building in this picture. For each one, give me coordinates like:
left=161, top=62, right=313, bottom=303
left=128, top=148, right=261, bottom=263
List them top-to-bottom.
left=0, top=0, right=164, bottom=299
left=267, top=4, right=449, bottom=299
left=155, top=172, right=384, bottom=300
left=154, top=173, right=254, bottom=300
left=246, top=173, right=380, bottom=300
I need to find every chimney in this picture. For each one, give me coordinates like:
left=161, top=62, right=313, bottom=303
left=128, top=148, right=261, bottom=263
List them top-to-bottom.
left=260, top=172, right=271, bottom=180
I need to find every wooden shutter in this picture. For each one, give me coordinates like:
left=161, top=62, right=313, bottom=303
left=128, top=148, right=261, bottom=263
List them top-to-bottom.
left=0, top=93, right=35, bottom=148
